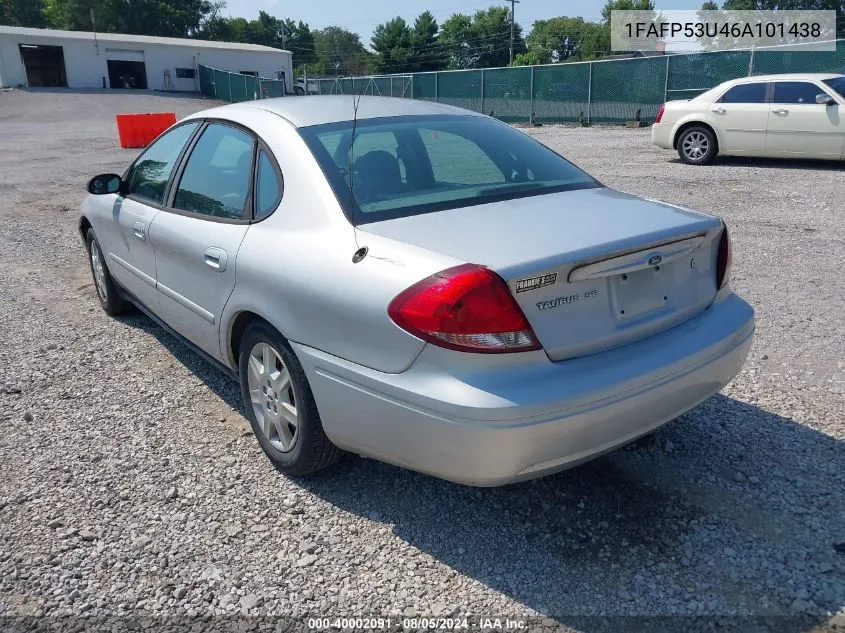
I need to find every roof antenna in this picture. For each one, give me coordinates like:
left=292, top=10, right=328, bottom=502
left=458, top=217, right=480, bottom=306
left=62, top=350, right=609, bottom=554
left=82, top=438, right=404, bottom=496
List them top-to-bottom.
left=348, top=83, right=368, bottom=264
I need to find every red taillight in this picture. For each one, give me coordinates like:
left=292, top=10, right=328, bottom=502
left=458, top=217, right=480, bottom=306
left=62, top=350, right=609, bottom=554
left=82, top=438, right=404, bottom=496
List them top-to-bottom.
left=655, top=103, right=665, bottom=124
left=716, top=225, right=732, bottom=290
left=388, top=264, right=541, bottom=354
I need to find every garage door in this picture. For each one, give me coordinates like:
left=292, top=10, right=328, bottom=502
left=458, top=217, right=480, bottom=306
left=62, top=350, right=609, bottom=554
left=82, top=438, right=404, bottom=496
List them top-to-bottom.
left=105, top=48, right=144, bottom=62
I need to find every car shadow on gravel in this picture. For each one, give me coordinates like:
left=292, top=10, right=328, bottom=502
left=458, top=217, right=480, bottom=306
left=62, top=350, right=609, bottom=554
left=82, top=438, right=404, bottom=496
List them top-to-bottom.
left=669, top=156, right=844, bottom=171
left=128, top=315, right=845, bottom=631
left=300, top=396, right=845, bottom=632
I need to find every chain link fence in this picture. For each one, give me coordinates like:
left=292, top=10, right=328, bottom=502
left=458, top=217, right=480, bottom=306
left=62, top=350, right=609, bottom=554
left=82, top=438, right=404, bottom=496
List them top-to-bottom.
left=311, top=39, right=845, bottom=125
left=198, top=64, right=286, bottom=102
left=316, top=75, right=413, bottom=97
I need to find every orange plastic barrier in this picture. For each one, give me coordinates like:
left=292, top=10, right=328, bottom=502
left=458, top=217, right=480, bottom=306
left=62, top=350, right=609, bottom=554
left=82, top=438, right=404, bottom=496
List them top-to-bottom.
left=115, top=112, right=177, bottom=149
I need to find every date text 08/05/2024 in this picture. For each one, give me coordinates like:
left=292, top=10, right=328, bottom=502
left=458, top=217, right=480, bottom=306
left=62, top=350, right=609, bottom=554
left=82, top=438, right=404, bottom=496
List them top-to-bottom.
left=307, top=617, right=530, bottom=630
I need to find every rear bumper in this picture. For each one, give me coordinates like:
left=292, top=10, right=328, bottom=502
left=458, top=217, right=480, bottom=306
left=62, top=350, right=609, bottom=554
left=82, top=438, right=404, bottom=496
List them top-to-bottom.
left=652, top=122, right=674, bottom=149
left=294, top=292, right=754, bottom=486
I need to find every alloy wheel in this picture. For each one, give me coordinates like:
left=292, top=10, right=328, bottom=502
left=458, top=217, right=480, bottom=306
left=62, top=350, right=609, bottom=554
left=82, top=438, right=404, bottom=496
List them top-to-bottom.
left=682, top=131, right=709, bottom=161
left=90, top=241, right=108, bottom=302
left=246, top=342, right=299, bottom=452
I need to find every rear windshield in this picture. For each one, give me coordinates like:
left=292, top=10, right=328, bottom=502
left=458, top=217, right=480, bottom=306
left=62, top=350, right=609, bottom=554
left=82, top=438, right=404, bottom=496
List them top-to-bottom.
left=823, top=77, right=845, bottom=99
left=298, top=114, right=600, bottom=224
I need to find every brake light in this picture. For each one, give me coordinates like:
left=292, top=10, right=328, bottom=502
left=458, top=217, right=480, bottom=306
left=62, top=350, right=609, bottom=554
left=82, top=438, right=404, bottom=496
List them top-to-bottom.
left=655, top=103, right=665, bottom=124
left=716, top=225, right=732, bottom=290
left=388, top=264, right=541, bottom=354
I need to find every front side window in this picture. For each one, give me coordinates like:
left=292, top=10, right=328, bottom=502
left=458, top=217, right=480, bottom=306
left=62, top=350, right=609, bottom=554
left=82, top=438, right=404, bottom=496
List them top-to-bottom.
left=823, top=77, right=845, bottom=99
left=773, top=81, right=826, bottom=104
left=719, top=83, right=768, bottom=104
left=299, top=115, right=599, bottom=224
left=125, top=122, right=199, bottom=205
left=173, top=123, right=255, bottom=219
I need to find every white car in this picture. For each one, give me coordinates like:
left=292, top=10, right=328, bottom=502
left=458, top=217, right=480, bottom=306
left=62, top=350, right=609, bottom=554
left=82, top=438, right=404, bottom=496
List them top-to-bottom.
left=652, top=73, right=845, bottom=164
left=294, top=78, right=319, bottom=95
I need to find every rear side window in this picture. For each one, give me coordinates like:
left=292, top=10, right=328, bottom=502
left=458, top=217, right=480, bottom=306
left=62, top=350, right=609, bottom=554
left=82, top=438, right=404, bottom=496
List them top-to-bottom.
left=773, top=81, right=824, bottom=104
left=719, top=83, right=767, bottom=104
left=126, top=122, right=198, bottom=205
left=173, top=123, right=255, bottom=220
left=254, top=151, right=282, bottom=220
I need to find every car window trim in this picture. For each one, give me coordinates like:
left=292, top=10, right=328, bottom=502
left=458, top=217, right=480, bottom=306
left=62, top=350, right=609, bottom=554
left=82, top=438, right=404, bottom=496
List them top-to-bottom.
left=771, top=80, right=833, bottom=105
left=161, top=119, right=258, bottom=225
left=122, top=120, right=203, bottom=209
left=252, top=142, right=284, bottom=223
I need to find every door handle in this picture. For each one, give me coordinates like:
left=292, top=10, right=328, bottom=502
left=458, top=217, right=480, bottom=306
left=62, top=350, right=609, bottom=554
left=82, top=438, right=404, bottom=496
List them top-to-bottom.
left=711, top=107, right=726, bottom=115
left=772, top=108, right=789, bottom=115
left=132, top=221, right=146, bottom=240
left=203, top=247, right=228, bottom=272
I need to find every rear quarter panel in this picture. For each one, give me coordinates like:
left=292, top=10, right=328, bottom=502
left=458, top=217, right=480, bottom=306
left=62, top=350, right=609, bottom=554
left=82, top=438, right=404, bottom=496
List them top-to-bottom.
left=664, top=97, right=723, bottom=150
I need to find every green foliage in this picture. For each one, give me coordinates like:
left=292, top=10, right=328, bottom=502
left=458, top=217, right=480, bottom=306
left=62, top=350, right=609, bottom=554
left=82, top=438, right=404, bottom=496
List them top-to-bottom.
left=1, top=0, right=48, bottom=27
left=44, top=0, right=222, bottom=37
left=601, top=0, right=656, bottom=23
left=440, top=6, right=525, bottom=69
left=410, top=10, right=444, bottom=72
left=526, top=16, right=610, bottom=61
left=372, top=17, right=414, bottom=73
left=312, top=26, right=375, bottom=76
left=513, top=50, right=546, bottom=66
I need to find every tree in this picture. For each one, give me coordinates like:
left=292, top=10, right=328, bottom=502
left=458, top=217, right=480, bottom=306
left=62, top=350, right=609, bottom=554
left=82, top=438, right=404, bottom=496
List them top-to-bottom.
left=1, top=0, right=48, bottom=27
left=45, top=0, right=222, bottom=37
left=601, top=0, right=656, bottom=23
left=694, top=0, right=843, bottom=48
left=718, top=0, right=844, bottom=37
left=473, top=6, right=524, bottom=67
left=439, top=7, right=525, bottom=70
left=410, top=10, right=444, bottom=72
left=439, top=13, right=477, bottom=69
left=372, top=16, right=414, bottom=73
left=527, top=16, right=610, bottom=61
left=281, top=19, right=316, bottom=71
left=312, top=26, right=375, bottom=76
left=513, top=50, right=545, bottom=65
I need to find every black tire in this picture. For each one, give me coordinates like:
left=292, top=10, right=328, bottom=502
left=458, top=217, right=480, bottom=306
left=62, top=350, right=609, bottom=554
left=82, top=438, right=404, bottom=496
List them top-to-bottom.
left=294, top=87, right=304, bottom=95
left=677, top=126, right=717, bottom=165
left=85, top=228, right=128, bottom=316
left=238, top=321, right=343, bottom=476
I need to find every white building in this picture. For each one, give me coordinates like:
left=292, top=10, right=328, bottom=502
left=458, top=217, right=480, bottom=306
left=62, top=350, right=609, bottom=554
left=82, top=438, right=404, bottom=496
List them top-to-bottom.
left=0, top=26, right=293, bottom=94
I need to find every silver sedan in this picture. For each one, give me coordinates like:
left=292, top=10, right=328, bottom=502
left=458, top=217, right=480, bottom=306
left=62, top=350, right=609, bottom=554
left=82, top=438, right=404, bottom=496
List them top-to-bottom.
left=79, top=97, right=754, bottom=486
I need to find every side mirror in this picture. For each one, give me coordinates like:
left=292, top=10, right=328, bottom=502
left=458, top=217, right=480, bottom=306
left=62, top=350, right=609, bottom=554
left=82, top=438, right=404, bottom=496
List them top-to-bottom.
left=816, top=93, right=835, bottom=105
left=88, top=173, right=122, bottom=195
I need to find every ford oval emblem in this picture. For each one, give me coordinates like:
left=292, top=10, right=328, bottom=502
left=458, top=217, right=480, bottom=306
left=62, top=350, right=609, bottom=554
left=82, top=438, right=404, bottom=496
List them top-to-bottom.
left=648, top=253, right=663, bottom=266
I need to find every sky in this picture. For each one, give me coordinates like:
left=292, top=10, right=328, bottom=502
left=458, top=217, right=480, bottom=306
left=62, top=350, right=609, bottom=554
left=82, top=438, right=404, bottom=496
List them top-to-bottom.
left=223, top=0, right=705, bottom=48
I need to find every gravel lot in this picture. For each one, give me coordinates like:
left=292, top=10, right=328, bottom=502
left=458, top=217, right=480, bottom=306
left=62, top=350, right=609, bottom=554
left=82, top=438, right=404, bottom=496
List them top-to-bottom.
left=1, top=89, right=844, bottom=632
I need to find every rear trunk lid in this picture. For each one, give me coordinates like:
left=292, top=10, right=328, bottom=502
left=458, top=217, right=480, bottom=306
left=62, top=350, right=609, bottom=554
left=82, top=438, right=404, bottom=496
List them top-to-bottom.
left=362, top=187, right=724, bottom=360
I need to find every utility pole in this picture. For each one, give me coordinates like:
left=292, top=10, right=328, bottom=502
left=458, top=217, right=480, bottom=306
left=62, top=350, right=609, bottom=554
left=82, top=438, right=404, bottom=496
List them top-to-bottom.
left=509, top=0, right=520, bottom=65
left=90, top=8, right=99, bottom=55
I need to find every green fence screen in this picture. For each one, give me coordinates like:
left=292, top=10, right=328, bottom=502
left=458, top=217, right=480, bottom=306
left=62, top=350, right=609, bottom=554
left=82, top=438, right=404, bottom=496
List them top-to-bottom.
left=310, top=39, right=844, bottom=125
left=203, top=40, right=845, bottom=124
left=198, top=64, right=286, bottom=103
